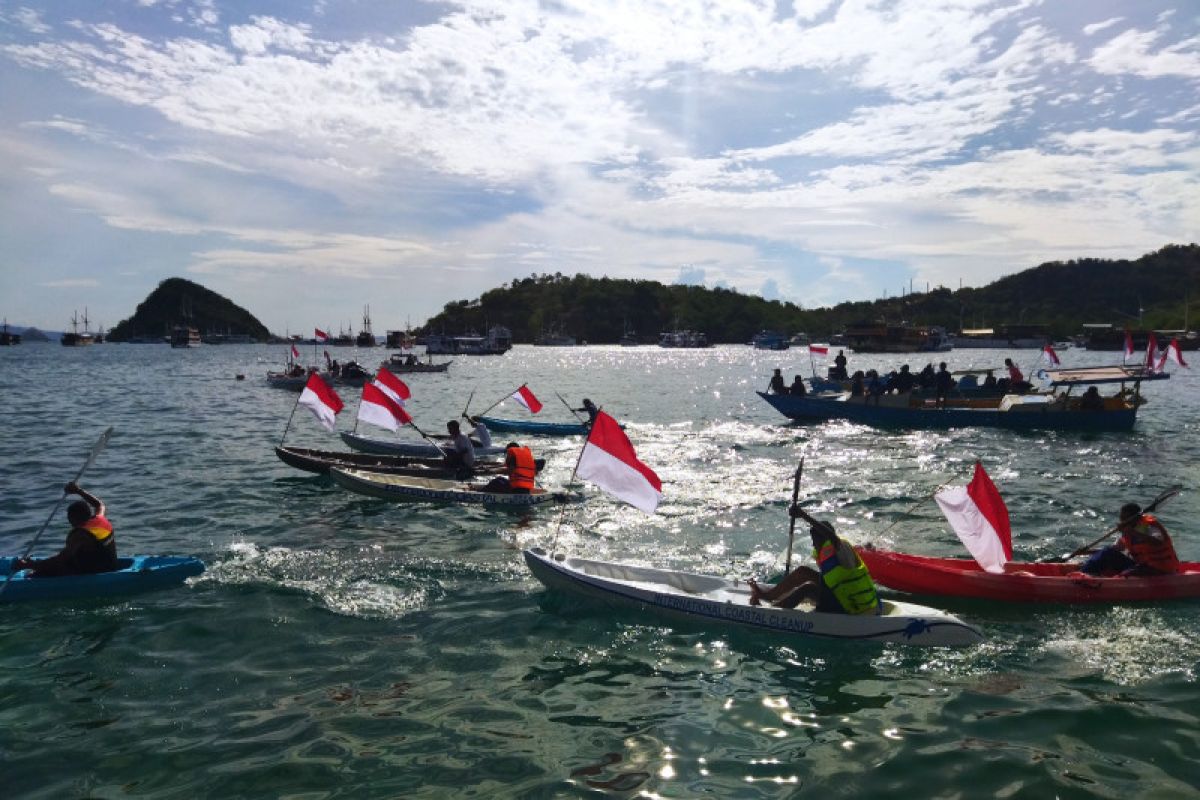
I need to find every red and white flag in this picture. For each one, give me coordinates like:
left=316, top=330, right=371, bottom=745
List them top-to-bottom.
left=315, top=328, right=330, bottom=343
left=1123, top=329, right=1134, bottom=360
left=1145, top=332, right=1159, bottom=371
left=1156, top=338, right=1190, bottom=371
left=291, top=343, right=300, bottom=359
left=809, top=344, right=829, bottom=356
left=1041, top=344, right=1060, bottom=366
left=373, top=367, right=411, bottom=405
left=298, top=373, right=343, bottom=432
left=357, top=382, right=412, bottom=431
left=511, top=384, right=543, bottom=414
left=576, top=411, right=662, bottom=513
left=934, top=462, right=1012, bottom=574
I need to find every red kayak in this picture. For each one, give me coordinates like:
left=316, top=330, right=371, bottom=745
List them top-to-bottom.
left=857, top=548, right=1200, bottom=604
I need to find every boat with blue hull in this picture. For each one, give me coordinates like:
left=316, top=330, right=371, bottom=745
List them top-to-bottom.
left=759, top=365, right=1164, bottom=432
left=476, top=416, right=590, bottom=436
left=523, top=549, right=983, bottom=647
left=1, top=556, right=204, bottom=603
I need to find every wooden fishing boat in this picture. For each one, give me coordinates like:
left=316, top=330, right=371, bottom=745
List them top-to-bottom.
left=383, top=354, right=452, bottom=373
left=758, top=365, right=1164, bottom=432
left=266, top=370, right=313, bottom=390
left=476, top=416, right=590, bottom=436
left=340, top=431, right=507, bottom=458
left=274, top=446, right=504, bottom=477
left=330, top=469, right=574, bottom=506
left=523, top=548, right=984, bottom=647
left=857, top=548, right=1200, bottom=604
left=0, top=556, right=204, bottom=603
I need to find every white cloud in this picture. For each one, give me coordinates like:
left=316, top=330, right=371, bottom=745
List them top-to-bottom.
left=1083, top=17, right=1124, bottom=36
left=1089, top=27, right=1200, bottom=78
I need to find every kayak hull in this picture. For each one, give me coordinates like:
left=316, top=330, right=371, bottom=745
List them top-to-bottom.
left=476, top=416, right=589, bottom=436
left=340, top=431, right=506, bottom=459
left=274, top=446, right=502, bottom=478
left=331, top=468, right=573, bottom=507
left=523, top=548, right=983, bottom=647
left=857, top=548, right=1200, bottom=603
left=0, top=555, right=204, bottom=603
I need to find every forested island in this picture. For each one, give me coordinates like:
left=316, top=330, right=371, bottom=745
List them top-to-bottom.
left=420, top=244, right=1200, bottom=344
left=107, top=278, right=269, bottom=342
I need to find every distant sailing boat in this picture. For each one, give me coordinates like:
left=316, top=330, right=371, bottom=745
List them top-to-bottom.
left=356, top=305, right=376, bottom=347
left=61, top=309, right=96, bottom=346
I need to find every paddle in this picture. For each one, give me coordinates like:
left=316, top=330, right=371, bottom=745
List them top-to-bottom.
left=459, top=388, right=476, bottom=421
left=555, top=391, right=587, bottom=425
left=2, top=427, right=113, bottom=594
left=783, top=459, right=804, bottom=572
left=1046, top=483, right=1183, bottom=563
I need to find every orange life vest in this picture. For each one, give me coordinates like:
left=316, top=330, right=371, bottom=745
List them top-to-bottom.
left=507, top=447, right=537, bottom=491
left=81, top=514, right=114, bottom=545
left=1120, top=514, right=1180, bottom=574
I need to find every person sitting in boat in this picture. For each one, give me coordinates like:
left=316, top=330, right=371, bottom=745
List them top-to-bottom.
left=831, top=350, right=849, bottom=380
left=405, top=354, right=418, bottom=366
left=1004, top=358, right=1032, bottom=393
left=329, top=359, right=341, bottom=377
left=918, top=362, right=936, bottom=390
left=935, top=362, right=955, bottom=404
left=287, top=363, right=305, bottom=378
left=891, top=364, right=916, bottom=394
left=768, top=369, right=787, bottom=394
left=849, top=370, right=865, bottom=397
left=981, top=372, right=998, bottom=393
left=789, top=375, right=807, bottom=396
left=1078, top=385, right=1105, bottom=411
left=574, top=398, right=600, bottom=425
left=465, top=415, right=493, bottom=448
left=444, top=420, right=476, bottom=473
left=482, top=442, right=538, bottom=494
left=13, top=483, right=118, bottom=577
left=1079, top=503, right=1181, bottom=577
left=748, top=515, right=879, bottom=615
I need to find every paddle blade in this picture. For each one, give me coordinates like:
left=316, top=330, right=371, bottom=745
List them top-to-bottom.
left=1146, top=484, right=1183, bottom=513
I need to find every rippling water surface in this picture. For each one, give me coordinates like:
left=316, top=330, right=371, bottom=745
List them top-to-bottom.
left=1, top=343, right=1198, bottom=798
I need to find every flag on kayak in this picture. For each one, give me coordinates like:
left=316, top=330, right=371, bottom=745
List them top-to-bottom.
left=315, top=328, right=330, bottom=343
left=1123, top=328, right=1134, bottom=360
left=1145, top=331, right=1159, bottom=371
left=1156, top=338, right=1189, bottom=371
left=291, top=343, right=300, bottom=359
left=809, top=344, right=829, bottom=356
left=1041, top=344, right=1060, bottom=366
left=373, top=367, right=411, bottom=405
left=298, top=373, right=343, bottom=432
left=357, top=382, right=412, bottom=431
left=511, top=384, right=543, bottom=414
left=576, top=411, right=662, bottom=513
left=934, top=462, right=1012, bottom=574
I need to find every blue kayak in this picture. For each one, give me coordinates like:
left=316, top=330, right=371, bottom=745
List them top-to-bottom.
left=476, top=416, right=590, bottom=436
left=0, top=555, right=205, bottom=603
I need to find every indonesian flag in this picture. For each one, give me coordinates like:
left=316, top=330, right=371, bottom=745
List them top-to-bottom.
left=315, top=328, right=330, bottom=343
left=1123, top=329, right=1134, bottom=360
left=1145, top=332, right=1159, bottom=371
left=1157, top=338, right=1190, bottom=371
left=291, top=343, right=300, bottom=359
left=809, top=344, right=829, bottom=356
left=1041, top=344, right=1061, bottom=366
left=373, top=367, right=411, bottom=405
left=298, top=373, right=343, bottom=432
left=357, top=382, right=412, bottom=431
left=511, top=384, right=543, bottom=414
left=576, top=411, right=662, bottom=513
left=934, top=462, right=1012, bottom=574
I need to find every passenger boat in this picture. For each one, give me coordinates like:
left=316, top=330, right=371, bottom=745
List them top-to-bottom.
left=843, top=322, right=952, bottom=353
left=955, top=324, right=1051, bottom=349
left=170, top=325, right=201, bottom=348
left=425, top=326, right=512, bottom=355
left=385, top=329, right=417, bottom=349
left=658, top=330, right=710, bottom=348
left=751, top=330, right=790, bottom=350
left=383, top=353, right=452, bottom=373
left=758, top=365, right=1165, bottom=432
left=476, top=416, right=590, bottom=436
left=339, top=431, right=507, bottom=458
left=274, top=446, right=504, bottom=477
left=331, top=469, right=573, bottom=506
left=857, top=548, right=1200, bottom=604
left=523, top=549, right=983, bottom=647
left=0, top=555, right=204, bottom=603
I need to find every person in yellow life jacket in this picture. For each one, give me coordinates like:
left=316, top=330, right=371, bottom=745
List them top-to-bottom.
left=13, top=482, right=118, bottom=577
left=1080, top=503, right=1181, bottom=576
left=747, top=513, right=880, bottom=614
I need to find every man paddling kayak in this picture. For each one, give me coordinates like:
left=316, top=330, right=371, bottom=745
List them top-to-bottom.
left=13, top=483, right=118, bottom=577
left=1079, top=503, right=1181, bottom=576
left=749, top=511, right=880, bottom=615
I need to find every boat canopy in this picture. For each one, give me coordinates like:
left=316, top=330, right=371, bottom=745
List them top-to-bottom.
left=1042, top=365, right=1169, bottom=386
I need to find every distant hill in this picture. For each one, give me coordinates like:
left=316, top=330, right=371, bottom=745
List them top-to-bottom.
left=419, top=244, right=1200, bottom=343
left=108, top=278, right=269, bottom=342
left=14, top=326, right=53, bottom=342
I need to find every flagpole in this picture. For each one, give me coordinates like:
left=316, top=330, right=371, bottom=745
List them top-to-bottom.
left=808, top=348, right=817, bottom=380
left=474, top=384, right=526, bottom=420
left=554, top=391, right=586, bottom=424
left=280, top=394, right=302, bottom=447
left=549, top=409, right=595, bottom=555
left=871, top=464, right=974, bottom=540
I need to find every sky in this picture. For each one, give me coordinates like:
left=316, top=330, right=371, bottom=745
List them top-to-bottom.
left=1, top=1, right=1198, bottom=335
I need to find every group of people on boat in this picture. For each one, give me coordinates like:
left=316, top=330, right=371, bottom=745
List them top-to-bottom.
left=443, top=417, right=544, bottom=494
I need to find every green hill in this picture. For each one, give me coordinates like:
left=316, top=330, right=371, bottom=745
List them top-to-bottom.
left=419, top=244, right=1200, bottom=343
left=108, top=278, right=269, bottom=342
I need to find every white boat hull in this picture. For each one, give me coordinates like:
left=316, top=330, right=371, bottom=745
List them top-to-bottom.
left=524, top=549, right=984, bottom=647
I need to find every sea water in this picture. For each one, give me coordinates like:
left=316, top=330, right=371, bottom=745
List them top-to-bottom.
left=1, top=343, right=1197, bottom=798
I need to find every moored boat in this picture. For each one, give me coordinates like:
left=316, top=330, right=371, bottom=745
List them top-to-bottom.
left=425, top=326, right=512, bottom=355
left=751, top=330, right=790, bottom=350
left=383, top=354, right=452, bottom=373
left=476, top=416, right=590, bottom=436
left=340, top=431, right=507, bottom=458
left=274, top=446, right=504, bottom=477
left=331, top=469, right=573, bottom=506
left=523, top=548, right=983, bottom=647
left=857, top=548, right=1200, bottom=604
left=0, top=555, right=204, bottom=603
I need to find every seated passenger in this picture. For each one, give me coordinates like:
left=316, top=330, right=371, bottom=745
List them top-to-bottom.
left=789, top=375, right=807, bottom=396
left=13, top=483, right=118, bottom=577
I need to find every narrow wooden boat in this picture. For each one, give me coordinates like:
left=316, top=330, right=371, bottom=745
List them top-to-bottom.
left=383, top=355, right=453, bottom=373
left=265, top=371, right=311, bottom=390
left=476, top=416, right=590, bottom=436
left=340, top=431, right=507, bottom=458
left=273, top=446, right=504, bottom=477
left=330, top=468, right=574, bottom=506
left=523, top=548, right=983, bottom=647
left=857, top=548, right=1200, bottom=604
left=0, top=556, right=204, bottom=603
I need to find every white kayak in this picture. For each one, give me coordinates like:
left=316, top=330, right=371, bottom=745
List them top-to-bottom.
left=339, top=431, right=507, bottom=459
left=331, top=468, right=576, bottom=507
left=523, top=548, right=984, bottom=647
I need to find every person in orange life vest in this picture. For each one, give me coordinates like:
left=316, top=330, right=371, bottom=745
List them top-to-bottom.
left=481, top=443, right=538, bottom=494
left=13, top=483, right=118, bottom=577
left=1080, top=503, right=1181, bottom=576
left=747, top=514, right=879, bottom=614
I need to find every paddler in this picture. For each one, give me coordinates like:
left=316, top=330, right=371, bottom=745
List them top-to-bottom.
left=574, top=398, right=600, bottom=426
left=445, top=420, right=476, bottom=475
left=481, top=442, right=539, bottom=494
left=12, top=483, right=118, bottom=577
left=1078, top=503, right=1181, bottom=576
left=748, top=511, right=880, bottom=614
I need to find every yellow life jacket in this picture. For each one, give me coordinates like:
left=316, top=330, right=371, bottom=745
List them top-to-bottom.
left=813, top=538, right=879, bottom=615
